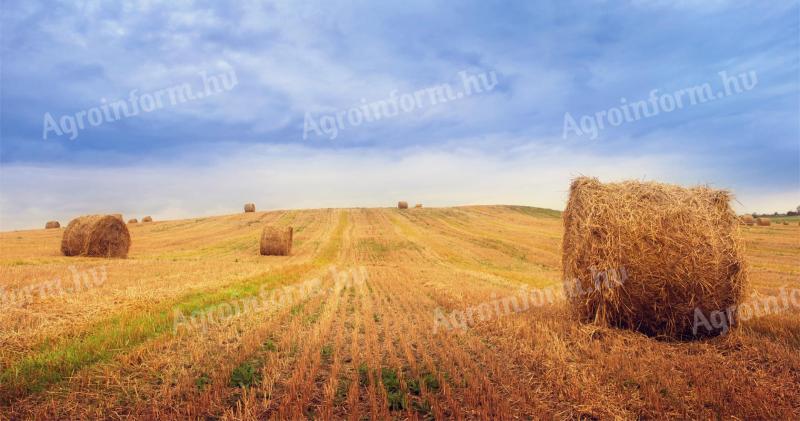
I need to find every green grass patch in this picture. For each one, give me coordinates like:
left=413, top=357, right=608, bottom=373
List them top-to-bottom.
left=506, top=205, right=561, bottom=219
left=313, top=212, right=349, bottom=265
left=358, top=239, right=389, bottom=256
left=0, top=268, right=295, bottom=402
left=263, top=339, right=277, bottom=352
left=321, top=344, right=333, bottom=360
left=230, top=361, right=258, bottom=388
left=358, top=363, right=369, bottom=387
left=381, top=367, right=407, bottom=411
left=195, top=373, right=211, bottom=391
left=335, top=377, right=350, bottom=405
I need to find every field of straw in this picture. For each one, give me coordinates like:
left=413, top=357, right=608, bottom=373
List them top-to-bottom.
left=1, top=206, right=798, bottom=419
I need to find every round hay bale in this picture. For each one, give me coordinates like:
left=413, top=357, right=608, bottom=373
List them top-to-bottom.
left=562, top=177, right=746, bottom=339
left=397, top=201, right=408, bottom=209
left=244, top=203, right=256, bottom=213
left=414, top=204, right=423, bottom=208
left=112, top=213, right=123, bottom=220
left=740, top=214, right=754, bottom=226
left=61, top=215, right=131, bottom=258
left=142, top=216, right=153, bottom=223
left=756, top=217, right=770, bottom=226
left=128, top=218, right=138, bottom=224
left=45, top=221, right=60, bottom=229
left=782, top=221, right=789, bottom=225
left=260, top=226, right=293, bottom=256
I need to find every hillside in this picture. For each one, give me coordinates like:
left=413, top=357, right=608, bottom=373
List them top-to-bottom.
left=1, top=205, right=798, bottom=419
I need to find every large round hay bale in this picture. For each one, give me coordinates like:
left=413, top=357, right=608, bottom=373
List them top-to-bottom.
left=562, top=177, right=746, bottom=339
left=397, top=201, right=408, bottom=209
left=244, top=203, right=256, bottom=213
left=740, top=214, right=754, bottom=226
left=61, top=215, right=131, bottom=258
left=142, top=216, right=153, bottom=223
left=756, top=217, right=770, bottom=226
left=128, top=218, right=138, bottom=224
left=45, top=221, right=60, bottom=229
left=782, top=221, right=789, bottom=225
left=260, top=226, right=293, bottom=256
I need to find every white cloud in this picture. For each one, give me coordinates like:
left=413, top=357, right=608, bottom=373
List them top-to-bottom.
left=0, top=143, right=737, bottom=231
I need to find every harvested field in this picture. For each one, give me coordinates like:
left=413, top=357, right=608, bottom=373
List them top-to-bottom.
left=0, top=206, right=798, bottom=419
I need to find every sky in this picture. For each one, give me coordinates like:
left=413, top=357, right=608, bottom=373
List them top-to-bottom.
left=1, top=0, right=798, bottom=230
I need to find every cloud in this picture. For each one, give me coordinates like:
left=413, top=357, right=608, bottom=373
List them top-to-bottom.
left=0, top=0, right=797, bottom=225
left=4, top=142, right=779, bottom=231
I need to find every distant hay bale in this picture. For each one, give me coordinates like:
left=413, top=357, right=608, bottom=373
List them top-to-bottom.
left=562, top=177, right=746, bottom=339
left=398, top=201, right=408, bottom=209
left=244, top=203, right=256, bottom=213
left=415, top=204, right=423, bottom=208
left=112, top=213, right=123, bottom=220
left=61, top=215, right=131, bottom=258
left=740, top=215, right=754, bottom=226
left=142, top=216, right=153, bottom=223
left=756, top=217, right=770, bottom=226
left=128, top=218, right=138, bottom=224
left=45, top=221, right=60, bottom=229
left=782, top=221, right=789, bottom=225
left=260, top=226, right=293, bottom=256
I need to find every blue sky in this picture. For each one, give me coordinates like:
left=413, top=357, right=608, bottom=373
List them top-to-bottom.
left=1, top=0, right=798, bottom=230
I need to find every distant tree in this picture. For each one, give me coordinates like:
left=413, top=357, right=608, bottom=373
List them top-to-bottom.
left=774, top=212, right=779, bottom=216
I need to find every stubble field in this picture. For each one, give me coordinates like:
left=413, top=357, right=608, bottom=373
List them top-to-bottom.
left=1, top=206, right=798, bottom=419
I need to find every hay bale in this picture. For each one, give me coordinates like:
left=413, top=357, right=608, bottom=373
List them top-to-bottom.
left=562, top=177, right=746, bottom=339
left=398, top=201, right=408, bottom=209
left=244, top=203, right=256, bottom=213
left=415, top=204, right=423, bottom=208
left=112, top=213, right=123, bottom=220
left=740, top=214, right=754, bottom=226
left=61, top=215, right=131, bottom=258
left=142, top=216, right=153, bottom=223
left=756, top=217, right=770, bottom=226
left=128, top=218, right=138, bottom=224
left=45, top=221, right=60, bottom=229
left=782, top=221, right=789, bottom=225
left=260, top=226, right=293, bottom=256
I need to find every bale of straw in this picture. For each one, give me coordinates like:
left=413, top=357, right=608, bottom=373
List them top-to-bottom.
left=562, top=177, right=746, bottom=339
left=398, top=201, right=408, bottom=209
left=244, top=203, right=256, bottom=213
left=415, top=204, right=423, bottom=208
left=112, top=213, right=123, bottom=220
left=61, top=215, right=131, bottom=258
left=740, top=215, right=754, bottom=226
left=142, top=216, right=153, bottom=223
left=756, top=217, right=770, bottom=226
left=128, top=218, right=138, bottom=224
left=45, top=221, right=60, bottom=229
left=783, top=221, right=789, bottom=225
left=260, top=226, right=293, bottom=256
